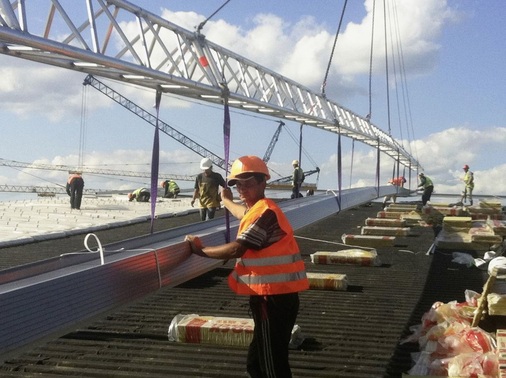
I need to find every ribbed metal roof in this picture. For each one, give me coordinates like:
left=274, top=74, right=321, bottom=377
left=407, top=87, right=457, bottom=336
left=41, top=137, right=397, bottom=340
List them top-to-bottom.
left=0, top=202, right=489, bottom=377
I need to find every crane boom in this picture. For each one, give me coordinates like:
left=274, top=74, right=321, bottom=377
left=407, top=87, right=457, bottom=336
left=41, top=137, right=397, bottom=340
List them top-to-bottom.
left=83, top=75, right=228, bottom=171
left=262, top=122, right=284, bottom=163
left=0, top=158, right=194, bottom=181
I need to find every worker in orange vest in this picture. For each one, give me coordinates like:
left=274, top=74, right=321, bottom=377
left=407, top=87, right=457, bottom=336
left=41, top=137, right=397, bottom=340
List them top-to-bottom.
left=185, top=155, right=309, bottom=377
left=66, top=171, right=84, bottom=210
left=382, top=176, right=406, bottom=209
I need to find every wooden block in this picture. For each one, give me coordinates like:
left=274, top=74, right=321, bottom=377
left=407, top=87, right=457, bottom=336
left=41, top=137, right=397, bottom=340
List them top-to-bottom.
left=342, top=233, right=395, bottom=248
left=307, top=272, right=348, bottom=290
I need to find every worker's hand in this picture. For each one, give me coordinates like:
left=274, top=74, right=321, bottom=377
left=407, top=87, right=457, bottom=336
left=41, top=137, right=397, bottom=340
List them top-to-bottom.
left=221, top=187, right=233, bottom=201
left=190, top=199, right=195, bottom=207
left=184, top=235, right=205, bottom=256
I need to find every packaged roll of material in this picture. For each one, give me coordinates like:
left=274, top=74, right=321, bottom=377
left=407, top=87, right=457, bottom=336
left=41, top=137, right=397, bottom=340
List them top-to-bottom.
left=480, top=200, right=502, bottom=209
left=387, top=203, right=418, bottom=211
left=467, top=206, right=501, bottom=215
left=376, top=211, right=403, bottom=219
left=443, top=216, right=472, bottom=232
left=365, top=217, right=406, bottom=227
left=487, top=219, right=506, bottom=236
left=361, top=226, right=411, bottom=236
left=471, top=232, right=502, bottom=244
left=342, top=233, right=395, bottom=248
left=310, top=249, right=381, bottom=266
left=307, top=272, right=348, bottom=291
left=487, top=293, right=506, bottom=316
left=168, top=314, right=254, bottom=347
left=168, top=314, right=305, bottom=348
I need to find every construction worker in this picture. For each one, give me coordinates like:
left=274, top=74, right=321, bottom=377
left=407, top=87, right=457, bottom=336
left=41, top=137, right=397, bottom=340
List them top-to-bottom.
left=185, top=155, right=308, bottom=377
left=191, top=157, right=226, bottom=221
left=291, top=159, right=305, bottom=199
left=460, top=164, right=474, bottom=206
left=66, top=171, right=84, bottom=210
left=417, top=173, right=434, bottom=206
left=383, top=176, right=406, bottom=209
left=161, top=180, right=180, bottom=198
left=128, top=188, right=150, bottom=202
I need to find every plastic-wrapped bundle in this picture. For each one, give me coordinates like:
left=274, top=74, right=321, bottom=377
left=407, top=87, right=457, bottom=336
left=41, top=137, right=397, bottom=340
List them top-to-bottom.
left=365, top=217, right=406, bottom=227
left=341, top=233, right=395, bottom=248
left=310, top=249, right=381, bottom=266
left=306, top=272, right=347, bottom=291
left=168, top=314, right=305, bottom=348
left=168, top=314, right=254, bottom=347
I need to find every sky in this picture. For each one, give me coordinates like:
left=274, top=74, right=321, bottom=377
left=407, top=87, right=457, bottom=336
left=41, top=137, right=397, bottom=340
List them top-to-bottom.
left=0, top=0, right=505, bottom=200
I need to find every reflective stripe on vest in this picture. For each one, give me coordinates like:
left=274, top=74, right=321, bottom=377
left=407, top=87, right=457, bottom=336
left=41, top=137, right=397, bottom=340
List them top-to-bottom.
left=228, top=198, right=309, bottom=296
left=236, top=252, right=303, bottom=267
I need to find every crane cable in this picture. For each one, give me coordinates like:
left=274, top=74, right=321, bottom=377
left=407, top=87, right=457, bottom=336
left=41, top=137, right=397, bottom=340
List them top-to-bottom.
left=196, top=0, right=232, bottom=33
left=320, top=0, right=348, bottom=97
left=367, top=0, right=376, bottom=121
left=79, top=85, right=88, bottom=170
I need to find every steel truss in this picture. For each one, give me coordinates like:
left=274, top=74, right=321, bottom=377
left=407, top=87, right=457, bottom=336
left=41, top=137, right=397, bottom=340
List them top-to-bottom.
left=0, top=0, right=420, bottom=170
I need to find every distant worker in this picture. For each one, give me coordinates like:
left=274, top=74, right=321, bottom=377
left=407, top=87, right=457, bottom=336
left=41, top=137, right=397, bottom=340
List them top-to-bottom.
left=185, top=155, right=308, bottom=377
left=191, top=157, right=226, bottom=221
left=291, top=159, right=305, bottom=199
left=460, top=164, right=474, bottom=206
left=66, top=171, right=84, bottom=210
left=417, top=173, right=434, bottom=206
left=382, top=176, right=406, bottom=209
left=161, top=180, right=180, bottom=198
left=128, top=187, right=150, bottom=202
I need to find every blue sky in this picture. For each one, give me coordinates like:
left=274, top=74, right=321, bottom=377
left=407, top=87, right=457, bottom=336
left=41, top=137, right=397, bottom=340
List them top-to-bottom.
left=0, top=0, right=505, bottom=198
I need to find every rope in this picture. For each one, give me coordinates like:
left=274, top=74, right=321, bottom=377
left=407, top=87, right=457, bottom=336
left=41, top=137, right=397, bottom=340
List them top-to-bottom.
left=321, top=0, right=348, bottom=97
left=367, top=0, right=376, bottom=120
left=383, top=2, right=392, bottom=135
left=79, top=85, right=88, bottom=170
left=150, top=89, right=162, bottom=234
left=294, top=235, right=375, bottom=251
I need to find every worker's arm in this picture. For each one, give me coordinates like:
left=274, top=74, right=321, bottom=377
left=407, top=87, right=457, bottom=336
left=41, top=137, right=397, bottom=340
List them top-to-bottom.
left=220, top=187, right=247, bottom=219
left=190, top=189, right=199, bottom=206
left=185, top=235, right=247, bottom=259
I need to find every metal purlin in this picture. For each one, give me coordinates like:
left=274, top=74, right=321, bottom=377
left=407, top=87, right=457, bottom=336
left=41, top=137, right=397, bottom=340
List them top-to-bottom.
left=150, top=89, right=162, bottom=233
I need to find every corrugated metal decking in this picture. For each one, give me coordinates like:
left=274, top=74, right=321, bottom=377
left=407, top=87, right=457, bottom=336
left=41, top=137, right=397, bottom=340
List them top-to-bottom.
left=0, top=201, right=490, bottom=377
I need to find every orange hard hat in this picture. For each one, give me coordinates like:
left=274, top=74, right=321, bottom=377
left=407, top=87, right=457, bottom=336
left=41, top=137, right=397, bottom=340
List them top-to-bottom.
left=227, top=155, right=270, bottom=186
left=463, top=164, right=469, bottom=170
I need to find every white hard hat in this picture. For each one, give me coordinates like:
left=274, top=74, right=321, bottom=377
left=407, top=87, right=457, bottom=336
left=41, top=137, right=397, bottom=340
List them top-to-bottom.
left=200, top=157, right=213, bottom=170
left=292, top=160, right=299, bottom=166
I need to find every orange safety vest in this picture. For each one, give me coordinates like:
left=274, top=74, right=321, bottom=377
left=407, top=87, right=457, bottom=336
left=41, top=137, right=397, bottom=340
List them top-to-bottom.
left=67, top=173, right=82, bottom=184
left=389, top=176, right=406, bottom=186
left=228, top=198, right=309, bottom=296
